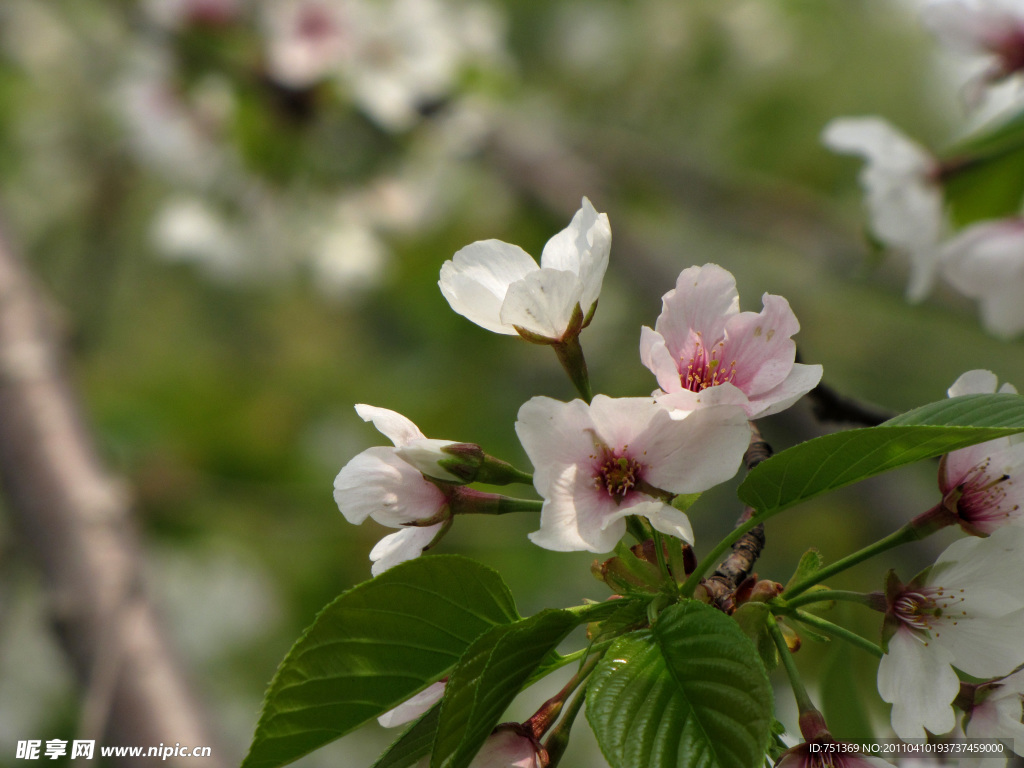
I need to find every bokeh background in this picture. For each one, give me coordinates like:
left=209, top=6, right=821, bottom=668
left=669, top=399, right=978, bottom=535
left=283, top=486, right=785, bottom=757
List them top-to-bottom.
left=2, top=0, right=1023, bottom=766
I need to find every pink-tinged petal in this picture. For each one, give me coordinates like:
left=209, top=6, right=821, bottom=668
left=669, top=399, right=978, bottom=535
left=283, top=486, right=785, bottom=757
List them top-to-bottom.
left=922, top=0, right=1021, bottom=56
left=539, top=197, right=611, bottom=312
left=439, top=240, right=539, bottom=334
left=654, top=264, right=740, bottom=356
left=499, top=268, right=584, bottom=340
left=720, top=294, right=800, bottom=395
left=639, top=326, right=685, bottom=395
left=743, top=363, right=823, bottom=419
left=948, top=369, right=1000, bottom=397
left=654, top=382, right=751, bottom=416
left=585, top=395, right=663, bottom=450
left=515, top=396, right=595, bottom=491
left=637, top=403, right=751, bottom=494
left=355, top=404, right=426, bottom=447
left=940, top=435, right=1013, bottom=490
left=334, top=448, right=446, bottom=527
left=528, top=464, right=625, bottom=552
left=369, top=523, right=443, bottom=576
left=878, top=629, right=960, bottom=740
left=377, top=681, right=446, bottom=728
left=468, top=728, right=543, bottom=768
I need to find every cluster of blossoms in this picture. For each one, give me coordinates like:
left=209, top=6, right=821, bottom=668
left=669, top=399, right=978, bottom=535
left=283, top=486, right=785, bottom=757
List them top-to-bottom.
left=823, top=0, right=1024, bottom=338
left=330, top=200, right=1024, bottom=766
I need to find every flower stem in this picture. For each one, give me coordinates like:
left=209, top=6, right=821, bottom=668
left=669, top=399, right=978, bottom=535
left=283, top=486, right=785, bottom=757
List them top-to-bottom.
left=551, top=335, right=593, bottom=404
left=783, top=523, right=925, bottom=599
left=651, top=530, right=672, bottom=585
left=779, top=589, right=885, bottom=612
left=780, top=608, right=883, bottom=658
left=766, top=614, right=816, bottom=715
left=542, top=663, right=596, bottom=768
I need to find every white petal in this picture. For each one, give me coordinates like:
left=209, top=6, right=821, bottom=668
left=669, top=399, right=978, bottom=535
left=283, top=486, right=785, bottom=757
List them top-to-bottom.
left=540, top=197, right=611, bottom=312
left=439, top=240, right=539, bottom=334
left=499, top=268, right=583, bottom=339
left=639, top=325, right=685, bottom=395
left=743, top=363, right=824, bottom=419
left=948, top=369, right=1000, bottom=397
left=515, top=396, right=595, bottom=493
left=637, top=403, right=751, bottom=494
left=355, top=404, right=425, bottom=447
left=395, top=438, right=463, bottom=482
left=334, top=448, right=447, bottom=527
left=528, top=464, right=626, bottom=553
left=644, top=503, right=695, bottom=544
left=369, top=524, right=443, bottom=576
left=938, top=608, right=1024, bottom=678
left=878, top=629, right=959, bottom=740
left=377, top=681, right=446, bottom=728
left=468, top=728, right=543, bottom=768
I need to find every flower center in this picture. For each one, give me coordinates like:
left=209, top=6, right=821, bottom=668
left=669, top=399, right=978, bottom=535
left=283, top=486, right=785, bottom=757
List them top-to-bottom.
left=682, top=334, right=737, bottom=393
left=594, top=453, right=644, bottom=499
left=955, top=458, right=1018, bottom=527
left=893, top=587, right=967, bottom=636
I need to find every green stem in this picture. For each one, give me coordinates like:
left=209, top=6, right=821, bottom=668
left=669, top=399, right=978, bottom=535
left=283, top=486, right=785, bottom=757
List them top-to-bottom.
left=551, top=335, right=593, bottom=404
left=681, top=515, right=762, bottom=596
left=784, top=523, right=924, bottom=599
left=651, top=530, right=671, bottom=585
left=780, top=590, right=884, bottom=612
left=781, top=608, right=883, bottom=658
left=766, top=614, right=815, bottom=714
left=543, top=666, right=595, bottom=767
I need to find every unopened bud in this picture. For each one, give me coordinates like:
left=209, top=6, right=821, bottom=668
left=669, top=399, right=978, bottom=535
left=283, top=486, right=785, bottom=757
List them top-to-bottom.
left=396, top=440, right=484, bottom=483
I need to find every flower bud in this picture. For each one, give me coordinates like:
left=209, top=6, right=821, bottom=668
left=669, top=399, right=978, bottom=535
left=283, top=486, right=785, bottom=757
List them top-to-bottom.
left=396, top=439, right=484, bottom=483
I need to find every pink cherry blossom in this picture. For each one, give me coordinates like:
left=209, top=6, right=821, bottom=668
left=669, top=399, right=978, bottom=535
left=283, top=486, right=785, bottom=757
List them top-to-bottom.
left=923, top=0, right=1024, bottom=105
left=939, top=218, right=1024, bottom=339
left=639, top=264, right=822, bottom=419
left=938, top=370, right=1024, bottom=535
left=515, top=395, right=750, bottom=553
left=960, top=670, right=1024, bottom=768
left=468, top=726, right=544, bottom=768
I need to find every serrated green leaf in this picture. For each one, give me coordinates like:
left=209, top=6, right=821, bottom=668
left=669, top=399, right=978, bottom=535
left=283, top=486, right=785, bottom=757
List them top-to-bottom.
left=738, top=393, right=1024, bottom=519
left=784, top=549, right=823, bottom=593
left=243, top=555, right=519, bottom=768
left=588, top=599, right=650, bottom=645
left=587, top=601, right=772, bottom=768
left=431, top=609, right=580, bottom=768
left=372, top=705, right=440, bottom=768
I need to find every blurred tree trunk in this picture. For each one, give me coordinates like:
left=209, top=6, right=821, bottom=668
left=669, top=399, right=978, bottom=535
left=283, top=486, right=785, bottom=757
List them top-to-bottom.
left=0, top=214, right=225, bottom=768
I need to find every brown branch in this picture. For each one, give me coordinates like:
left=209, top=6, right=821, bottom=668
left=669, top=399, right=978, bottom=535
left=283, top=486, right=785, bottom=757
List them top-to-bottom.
left=0, top=214, right=225, bottom=767
left=702, top=426, right=772, bottom=612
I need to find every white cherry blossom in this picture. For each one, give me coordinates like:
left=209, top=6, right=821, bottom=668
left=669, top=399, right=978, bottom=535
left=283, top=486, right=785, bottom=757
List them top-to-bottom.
left=823, top=117, right=946, bottom=301
left=439, top=198, right=610, bottom=341
left=939, top=217, right=1024, bottom=338
left=639, top=263, right=821, bottom=419
left=939, top=370, right=1024, bottom=534
left=515, top=395, right=750, bottom=553
left=333, top=405, right=451, bottom=575
left=877, top=527, right=1024, bottom=740
left=960, top=669, right=1024, bottom=768
left=468, top=726, right=544, bottom=768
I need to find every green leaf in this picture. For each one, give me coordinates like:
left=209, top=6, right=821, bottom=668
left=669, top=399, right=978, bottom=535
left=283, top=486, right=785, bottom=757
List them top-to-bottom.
left=738, top=393, right=1024, bottom=519
left=671, top=493, right=702, bottom=512
left=784, top=549, right=823, bottom=593
left=243, top=555, right=519, bottom=768
left=587, top=601, right=772, bottom=768
left=732, top=602, right=777, bottom=672
left=431, top=609, right=580, bottom=768
left=372, top=705, right=440, bottom=768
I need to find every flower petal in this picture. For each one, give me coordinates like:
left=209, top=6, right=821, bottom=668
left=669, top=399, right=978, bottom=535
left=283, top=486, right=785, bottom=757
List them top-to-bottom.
left=540, top=197, right=611, bottom=312
left=439, top=239, right=539, bottom=334
left=653, top=264, right=740, bottom=358
left=499, top=268, right=584, bottom=340
left=720, top=293, right=801, bottom=395
left=743, top=363, right=823, bottom=419
left=948, top=369, right=1000, bottom=397
left=515, top=396, right=595, bottom=492
left=355, top=404, right=426, bottom=447
left=334, top=448, right=446, bottom=527
left=528, top=464, right=626, bottom=553
left=644, top=503, right=695, bottom=544
left=369, top=523, right=443, bottom=576
left=878, top=628, right=959, bottom=740
left=377, top=681, right=446, bottom=728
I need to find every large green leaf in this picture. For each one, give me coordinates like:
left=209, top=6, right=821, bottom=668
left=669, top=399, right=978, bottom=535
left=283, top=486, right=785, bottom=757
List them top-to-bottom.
left=738, top=393, right=1024, bottom=519
left=243, top=555, right=519, bottom=768
left=586, top=601, right=772, bottom=768
left=431, top=609, right=580, bottom=768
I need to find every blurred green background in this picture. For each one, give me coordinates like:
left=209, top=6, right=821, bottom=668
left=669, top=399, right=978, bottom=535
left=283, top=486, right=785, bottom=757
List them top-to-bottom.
left=2, top=0, right=1023, bottom=766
